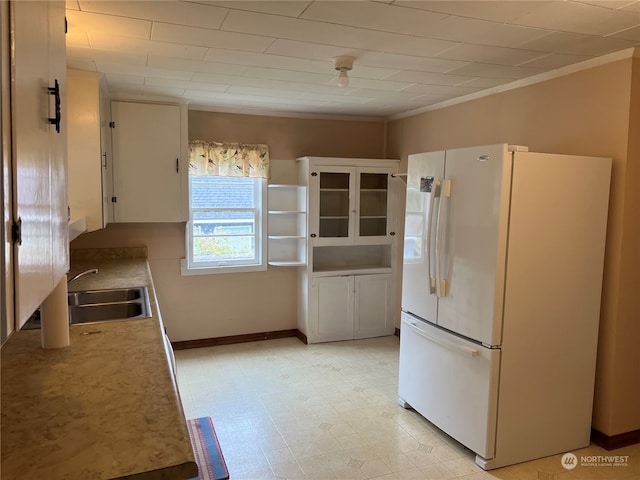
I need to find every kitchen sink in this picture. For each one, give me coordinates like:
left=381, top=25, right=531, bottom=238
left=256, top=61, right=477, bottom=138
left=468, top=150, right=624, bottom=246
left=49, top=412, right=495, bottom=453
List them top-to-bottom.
left=22, top=286, right=151, bottom=329
left=68, top=287, right=146, bottom=306
left=69, top=301, right=146, bottom=324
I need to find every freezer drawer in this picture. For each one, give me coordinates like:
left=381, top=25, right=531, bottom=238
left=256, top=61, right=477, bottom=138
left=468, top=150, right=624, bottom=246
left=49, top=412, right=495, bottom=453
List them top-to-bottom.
left=398, top=312, right=500, bottom=460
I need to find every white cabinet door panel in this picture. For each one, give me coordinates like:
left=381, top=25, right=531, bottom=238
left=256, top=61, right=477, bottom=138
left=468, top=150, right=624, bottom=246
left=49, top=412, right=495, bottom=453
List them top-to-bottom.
left=111, top=101, right=182, bottom=222
left=354, top=274, right=395, bottom=339
left=310, top=276, right=354, bottom=342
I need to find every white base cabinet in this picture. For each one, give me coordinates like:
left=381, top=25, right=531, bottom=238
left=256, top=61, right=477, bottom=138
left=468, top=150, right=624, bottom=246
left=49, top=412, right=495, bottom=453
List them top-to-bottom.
left=307, top=274, right=395, bottom=343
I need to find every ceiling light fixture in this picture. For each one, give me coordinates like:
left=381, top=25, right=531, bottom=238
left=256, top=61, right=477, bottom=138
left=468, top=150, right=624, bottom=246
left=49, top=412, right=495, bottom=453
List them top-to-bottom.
left=334, top=56, right=355, bottom=87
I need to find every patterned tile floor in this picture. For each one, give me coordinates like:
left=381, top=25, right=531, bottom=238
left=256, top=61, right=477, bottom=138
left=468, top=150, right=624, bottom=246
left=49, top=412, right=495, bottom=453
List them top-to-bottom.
left=175, top=336, right=640, bottom=480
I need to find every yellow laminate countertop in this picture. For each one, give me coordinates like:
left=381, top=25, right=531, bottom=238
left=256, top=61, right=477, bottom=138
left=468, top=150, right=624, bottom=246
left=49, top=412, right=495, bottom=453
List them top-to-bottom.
left=1, top=249, right=198, bottom=480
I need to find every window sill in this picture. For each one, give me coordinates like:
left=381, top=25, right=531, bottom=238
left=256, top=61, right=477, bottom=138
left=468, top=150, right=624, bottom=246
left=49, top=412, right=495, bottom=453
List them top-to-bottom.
left=180, top=258, right=267, bottom=276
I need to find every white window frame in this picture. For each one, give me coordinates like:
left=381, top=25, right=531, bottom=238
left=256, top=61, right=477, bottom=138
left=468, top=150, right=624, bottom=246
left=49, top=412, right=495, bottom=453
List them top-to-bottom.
left=181, top=176, right=267, bottom=275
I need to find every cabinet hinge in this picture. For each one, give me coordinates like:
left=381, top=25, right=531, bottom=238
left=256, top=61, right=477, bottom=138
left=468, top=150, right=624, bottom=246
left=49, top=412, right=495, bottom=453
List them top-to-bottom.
left=109, top=121, right=115, bottom=128
left=111, top=196, right=117, bottom=203
left=12, top=217, right=22, bottom=245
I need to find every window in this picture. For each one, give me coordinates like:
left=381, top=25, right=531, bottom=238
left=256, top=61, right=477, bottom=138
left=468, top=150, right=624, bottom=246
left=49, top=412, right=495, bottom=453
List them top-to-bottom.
left=182, top=176, right=267, bottom=274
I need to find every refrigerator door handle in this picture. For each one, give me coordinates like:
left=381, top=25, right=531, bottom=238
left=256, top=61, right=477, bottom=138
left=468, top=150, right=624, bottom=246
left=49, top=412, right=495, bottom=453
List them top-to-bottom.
left=425, top=179, right=441, bottom=294
left=435, top=179, right=451, bottom=297
left=406, top=319, right=479, bottom=357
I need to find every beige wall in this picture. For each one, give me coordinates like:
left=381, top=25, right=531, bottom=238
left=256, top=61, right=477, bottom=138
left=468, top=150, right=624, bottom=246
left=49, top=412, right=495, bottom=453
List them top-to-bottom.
left=386, top=58, right=639, bottom=438
left=71, top=111, right=386, bottom=343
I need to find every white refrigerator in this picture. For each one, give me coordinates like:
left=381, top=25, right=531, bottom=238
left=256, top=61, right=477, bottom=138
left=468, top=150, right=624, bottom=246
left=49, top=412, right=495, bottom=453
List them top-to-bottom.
left=398, top=144, right=611, bottom=469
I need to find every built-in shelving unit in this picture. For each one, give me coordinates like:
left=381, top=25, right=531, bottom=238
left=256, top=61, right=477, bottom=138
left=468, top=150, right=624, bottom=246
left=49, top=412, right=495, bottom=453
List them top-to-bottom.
left=296, top=157, right=400, bottom=344
left=267, top=184, right=307, bottom=266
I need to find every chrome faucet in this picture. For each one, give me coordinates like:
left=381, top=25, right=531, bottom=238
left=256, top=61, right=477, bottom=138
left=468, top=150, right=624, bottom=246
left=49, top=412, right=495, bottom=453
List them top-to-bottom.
left=68, top=268, right=98, bottom=285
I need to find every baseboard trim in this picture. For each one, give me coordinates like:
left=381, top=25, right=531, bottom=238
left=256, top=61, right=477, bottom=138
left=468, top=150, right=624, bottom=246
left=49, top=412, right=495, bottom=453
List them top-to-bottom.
left=171, top=329, right=302, bottom=350
left=295, top=329, right=308, bottom=344
left=591, top=428, right=640, bottom=450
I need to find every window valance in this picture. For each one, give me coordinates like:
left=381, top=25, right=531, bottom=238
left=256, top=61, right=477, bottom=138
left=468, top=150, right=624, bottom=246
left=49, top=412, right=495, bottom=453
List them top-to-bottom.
left=189, top=140, right=270, bottom=178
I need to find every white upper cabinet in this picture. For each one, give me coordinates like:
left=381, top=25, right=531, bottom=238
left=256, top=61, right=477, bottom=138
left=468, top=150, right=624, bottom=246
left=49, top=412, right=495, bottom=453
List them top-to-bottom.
left=11, top=0, right=68, bottom=328
left=67, top=70, right=112, bottom=234
left=111, top=101, right=185, bottom=223
left=308, top=164, right=398, bottom=246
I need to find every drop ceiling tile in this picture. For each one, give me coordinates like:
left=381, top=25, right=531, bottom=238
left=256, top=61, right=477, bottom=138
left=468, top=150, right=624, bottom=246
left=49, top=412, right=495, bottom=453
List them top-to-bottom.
left=77, top=0, right=228, bottom=29
left=300, top=0, right=448, bottom=35
left=197, top=1, right=312, bottom=17
left=394, top=1, right=545, bottom=24
left=507, top=1, right=640, bottom=36
left=576, top=1, right=636, bottom=9
left=620, top=2, right=640, bottom=15
left=220, top=9, right=458, bottom=58
left=65, top=10, right=151, bottom=39
left=425, top=15, right=549, bottom=48
left=151, top=22, right=274, bottom=53
left=610, top=25, right=640, bottom=42
left=66, top=30, right=90, bottom=48
left=517, top=31, right=636, bottom=56
left=88, top=32, right=208, bottom=60
left=266, top=39, right=469, bottom=74
left=436, top=44, right=548, bottom=66
left=67, top=46, right=148, bottom=67
left=202, top=48, right=393, bottom=80
left=354, top=51, right=470, bottom=74
left=517, top=52, right=592, bottom=69
left=148, top=56, right=249, bottom=76
left=448, top=62, right=547, bottom=79
left=94, top=63, right=194, bottom=81
left=242, top=67, right=334, bottom=85
left=384, top=70, right=477, bottom=86
left=105, top=73, right=145, bottom=86
left=145, top=77, right=229, bottom=93
left=456, top=77, right=511, bottom=89
left=401, top=83, right=483, bottom=97
left=141, top=86, right=187, bottom=98
left=227, top=86, right=373, bottom=104
left=343, top=89, right=423, bottom=102
left=186, top=90, right=325, bottom=107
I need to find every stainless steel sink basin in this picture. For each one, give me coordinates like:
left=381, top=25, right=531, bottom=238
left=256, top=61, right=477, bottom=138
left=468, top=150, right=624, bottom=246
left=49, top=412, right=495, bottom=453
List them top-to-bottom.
left=22, top=286, right=151, bottom=330
left=68, top=287, right=146, bottom=306
left=69, top=301, right=147, bottom=324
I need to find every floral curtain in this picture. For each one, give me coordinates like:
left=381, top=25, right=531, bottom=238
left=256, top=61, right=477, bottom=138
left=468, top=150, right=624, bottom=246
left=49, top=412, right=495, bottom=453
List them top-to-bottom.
left=189, top=140, right=270, bottom=178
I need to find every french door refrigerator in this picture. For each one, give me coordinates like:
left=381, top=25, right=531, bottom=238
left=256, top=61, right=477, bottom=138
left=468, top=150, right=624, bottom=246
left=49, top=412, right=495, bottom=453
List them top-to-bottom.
left=398, top=144, right=611, bottom=469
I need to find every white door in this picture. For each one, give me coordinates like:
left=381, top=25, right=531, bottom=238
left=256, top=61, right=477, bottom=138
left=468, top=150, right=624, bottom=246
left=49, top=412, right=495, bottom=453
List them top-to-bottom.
left=111, top=101, right=182, bottom=222
left=435, top=144, right=511, bottom=346
left=401, top=151, right=444, bottom=324
left=354, top=274, right=395, bottom=339
left=309, top=276, right=354, bottom=342
left=398, top=312, right=500, bottom=460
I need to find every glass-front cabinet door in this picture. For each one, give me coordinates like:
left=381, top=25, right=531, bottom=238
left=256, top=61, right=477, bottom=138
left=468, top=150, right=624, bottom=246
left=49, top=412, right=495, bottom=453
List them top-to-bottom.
left=309, top=166, right=396, bottom=246
left=309, top=167, right=355, bottom=245
left=358, top=171, right=389, bottom=239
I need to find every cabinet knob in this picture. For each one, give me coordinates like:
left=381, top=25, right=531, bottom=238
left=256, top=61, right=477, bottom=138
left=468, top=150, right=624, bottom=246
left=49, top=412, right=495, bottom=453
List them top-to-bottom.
left=390, top=232, right=396, bottom=236
left=310, top=233, right=317, bottom=238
